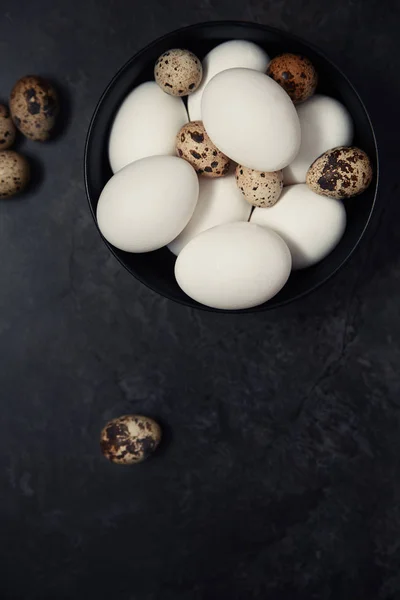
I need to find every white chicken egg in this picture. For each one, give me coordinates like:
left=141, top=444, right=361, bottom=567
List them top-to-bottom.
left=187, top=40, right=270, bottom=121
left=202, top=68, right=301, bottom=172
left=108, top=81, right=188, bottom=173
left=283, top=95, right=354, bottom=185
left=97, top=155, right=199, bottom=253
left=168, top=173, right=251, bottom=256
left=251, top=184, right=346, bottom=269
left=175, top=222, right=292, bottom=310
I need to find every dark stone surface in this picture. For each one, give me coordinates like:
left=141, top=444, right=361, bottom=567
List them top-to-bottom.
left=0, top=1, right=399, bottom=598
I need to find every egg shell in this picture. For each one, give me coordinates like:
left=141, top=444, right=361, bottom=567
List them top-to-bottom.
left=188, top=40, right=270, bottom=121
left=154, top=49, right=202, bottom=96
left=267, top=53, right=318, bottom=104
left=202, top=68, right=301, bottom=172
left=10, top=76, right=59, bottom=141
left=108, top=81, right=188, bottom=173
left=283, top=95, right=353, bottom=185
left=0, top=105, right=16, bottom=149
left=176, top=121, right=230, bottom=177
left=306, top=146, right=373, bottom=199
left=0, top=151, right=30, bottom=198
left=97, top=155, right=199, bottom=253
left=235, top=165, right=283, bottom=208
left=168, top=173, right=252, bottom=255
left=251, top=183, right=346, bottom=269
left=175, top=222, right=292, bottom=310
left=100, top=415, right=161, bottom=465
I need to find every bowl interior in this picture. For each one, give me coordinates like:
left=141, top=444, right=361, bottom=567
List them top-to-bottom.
left=85, top=21, right=378, bottom=313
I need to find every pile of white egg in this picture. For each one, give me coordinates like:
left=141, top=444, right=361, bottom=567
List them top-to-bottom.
left=97, top=40, right=373, bottom=310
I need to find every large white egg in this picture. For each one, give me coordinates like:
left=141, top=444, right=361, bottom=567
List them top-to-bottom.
left=188, top=40, right=270, bottom=121
left=202, top=68, right=301, bottom=172
left=108, top=82, right=188, bottom=173
left=283, top=95, right=354, bottom=185
left=97, top=156, right=199, bottom=253
left=168, top=174, right=251, bottom=256
left=251, top=184, right=346, bottom=269
left=175, top=222, right=292, bottom=310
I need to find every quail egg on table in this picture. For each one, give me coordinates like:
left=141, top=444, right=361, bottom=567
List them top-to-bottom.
left=155, top=49, right=202, bottom=96
left=267, top=53, right=318, bottom=104
left=10, top=76, right=59, bottom=141
left=0, top=105, right=16, bottom=149
left=176, top=121, right=230, bottom=177
left=306, top=146, right=373, bottom=199
left=0, top=150, right=30, bottom=198
left=235, top=165, right=283, bottom=208
left=100, top=415, right=162, bottom=465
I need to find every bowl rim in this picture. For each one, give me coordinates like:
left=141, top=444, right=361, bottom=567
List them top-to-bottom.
left=84, top=20, right=379, bottom=314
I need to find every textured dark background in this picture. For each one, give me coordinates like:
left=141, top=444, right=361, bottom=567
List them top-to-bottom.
left=0, top=1, right=399, bottom=599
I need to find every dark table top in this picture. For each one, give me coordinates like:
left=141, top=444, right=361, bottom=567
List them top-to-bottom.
left=0, top=1, right=399, bottom=598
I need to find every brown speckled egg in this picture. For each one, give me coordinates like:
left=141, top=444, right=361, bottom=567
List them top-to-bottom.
left=155, top=49, right=202, bottom=96
left=267, top=53, right=318, bottom=104
left=10, top=76, right=59, bottom=141
left=0, top=105, right=16, bottom=149
left=177, top=121, right=230, bottom=177
left=306, top=146, right=373, bottom=199
left=0, top=151, right=30, bottom=198
left=235, top=165, right=283, bottom=207
left=100, top=415, right=162, bottom=465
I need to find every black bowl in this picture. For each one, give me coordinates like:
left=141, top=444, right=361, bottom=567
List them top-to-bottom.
left=84, top=21, right=378, bottom=313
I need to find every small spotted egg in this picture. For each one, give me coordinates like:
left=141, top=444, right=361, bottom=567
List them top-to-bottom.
left=155, top=49, right=202, bottom=96
left=267, top=53, right=318, bottom=104
left=10, top=76, right=59, bottom=141
left=0, top=105, right=16, bottom=149
left=176, top=121, right=230, bottom=177
left=306, top=146, right=373, bottom=199
left=0, top=150, right=30, bottom=198
left=235, top=165, right=283, bottom=207
left=100, top=415, right=162, bottom=465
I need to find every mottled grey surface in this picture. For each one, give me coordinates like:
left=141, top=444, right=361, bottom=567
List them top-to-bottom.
left=0, top=0, right=399, bottom=598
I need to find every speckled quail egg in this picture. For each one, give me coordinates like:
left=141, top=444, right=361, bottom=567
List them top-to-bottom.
left=155, top=49, right=202, bottom=96
left=267, top=53, right=318, bottom=104
left=10, top=76, right=59, bottom=141
left=0, top=105, right=16, bottom=149
left=176, top=121, right=230, bottom=177
left=306, top=146, right=373, bottom=199
left=0, top=151, right=30, bottom=198
left=235, top=165, right=283, bottom=208
left=100, top=415, right=162, bottom=465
